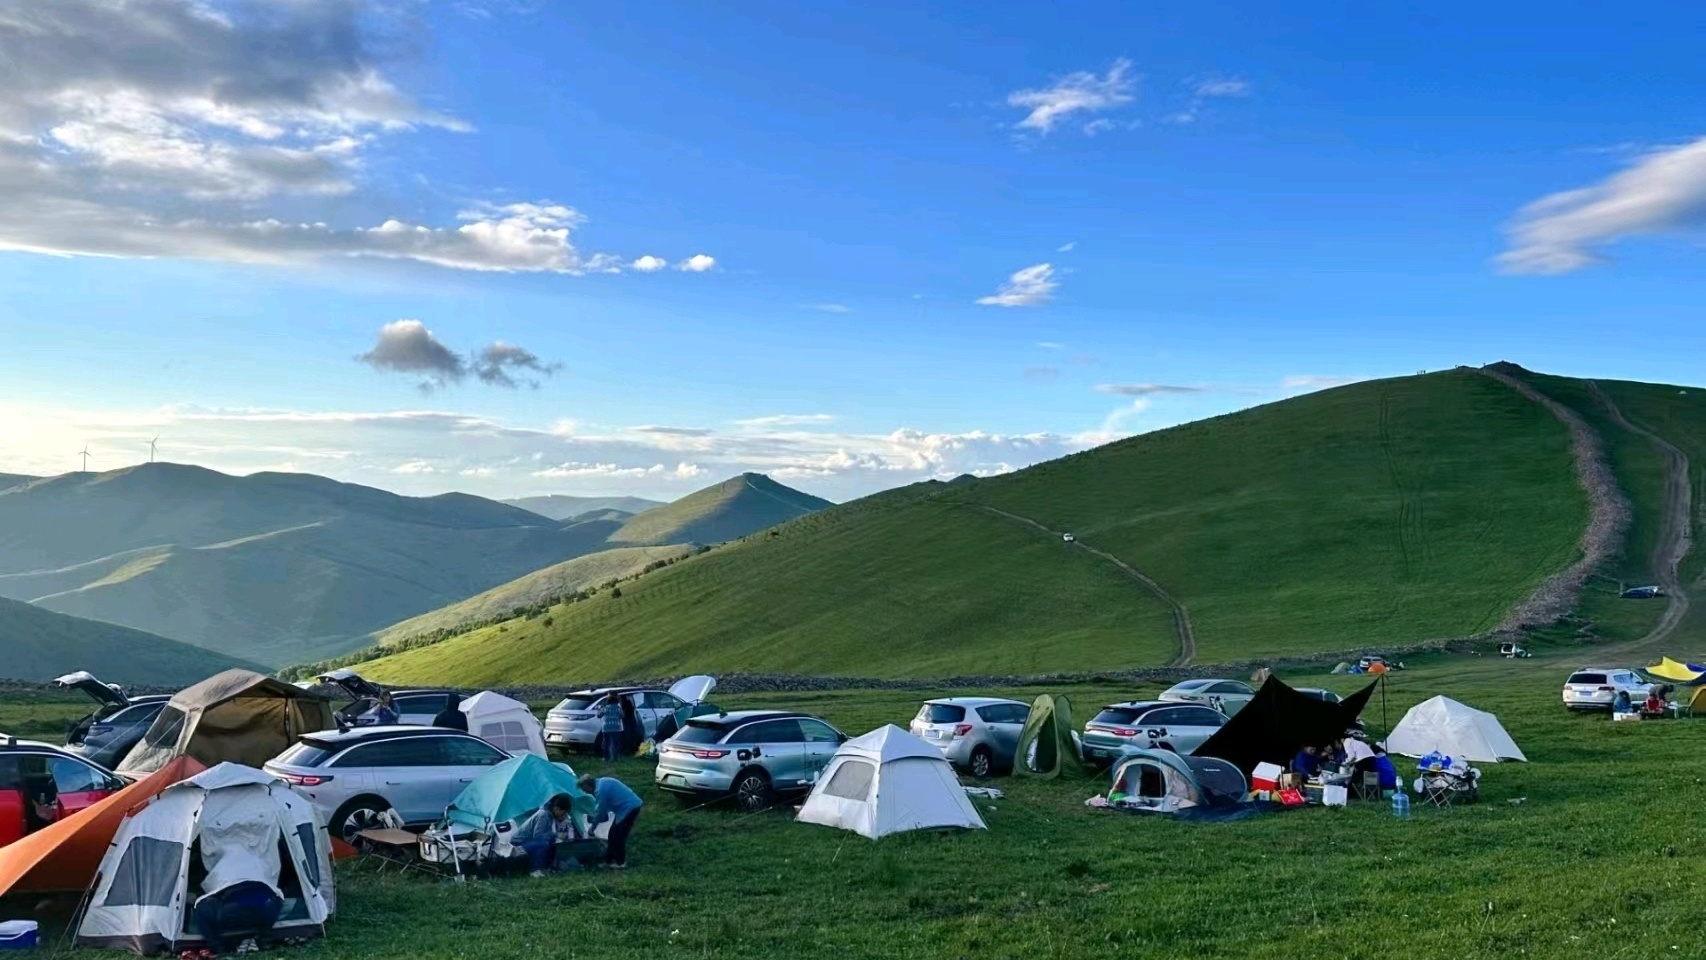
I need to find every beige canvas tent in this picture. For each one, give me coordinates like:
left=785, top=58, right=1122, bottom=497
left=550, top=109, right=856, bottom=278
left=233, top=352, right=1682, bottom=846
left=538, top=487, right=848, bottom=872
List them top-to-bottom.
left=120, top=670, right=336, bottom=776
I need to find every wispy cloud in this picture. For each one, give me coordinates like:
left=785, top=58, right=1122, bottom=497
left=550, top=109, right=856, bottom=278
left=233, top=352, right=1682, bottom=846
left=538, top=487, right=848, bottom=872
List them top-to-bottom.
left=1008, top=59, right=1136, bottom=135
left=1193, top=78, right=1252, bottom=98
left=1497, top=137, right=1706, bottom=274
left=1056, top=242, right=1076, bottom=253
left=678, top=254, right=717, bottom=272
left=977, top=263, right=1058, bottom=307
left=803, top=303, right=851, bottom=314
left=356, top=321, right=560, bottom=392
left=1037, top=341, right=1066, bottom=350
left=1095, top=383, right=1203, bottom=396
left=734, top=414, right=835, bottom=428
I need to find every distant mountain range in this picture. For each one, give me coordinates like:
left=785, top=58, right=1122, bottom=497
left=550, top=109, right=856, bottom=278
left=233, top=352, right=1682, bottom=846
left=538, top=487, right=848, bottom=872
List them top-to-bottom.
left=0, top=464, right=833, bottom=675
left=504, top=494, right=666, bottom=521
left=0, top=595, right=259, bottom=685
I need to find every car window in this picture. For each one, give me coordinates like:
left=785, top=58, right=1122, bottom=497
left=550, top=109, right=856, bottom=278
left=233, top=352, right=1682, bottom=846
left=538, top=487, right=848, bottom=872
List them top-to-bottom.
left=1568, top=672, right=1607, bottom=685
left=1209, top=682, right=1249, bottom=695
left=398, top=693, right=450, bottom=716
left=645, top=693, right=682, bottom=710
left=557, top=697, right=598, bottom=711
left=107, top=702, right=165, bottom=726
left=916, top=703, right=967, bottom=724
left=976, top=705, right=1005, bottom=724
left=1091, top=707, right=1142, bottom=726
left=1176, top=707, right=1226, bottom=727
left=1145, top=708, right=1197, bottom=727
left=728, top=719, right=803, bottom=744
left=798, top=720, right=840, bottom=743
left=673, top=723, right=728, bottom=745
left=435, top=736, right=508, bottom=766
left=332, top=738, right=441, bottom=768
left=275, top=741, right=336, bottom=768
left=0, top=756, right=22, bottom=791
left=51, top=756, right=113, bottom=793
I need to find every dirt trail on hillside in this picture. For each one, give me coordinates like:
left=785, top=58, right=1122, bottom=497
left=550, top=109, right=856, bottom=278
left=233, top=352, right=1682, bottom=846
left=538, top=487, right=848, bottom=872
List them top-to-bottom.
left=1475, top=364, right=1632, bottom=631
left=1585, top=381, right=1694, bottom=651
left=965, top=504, right=1198, bottom=667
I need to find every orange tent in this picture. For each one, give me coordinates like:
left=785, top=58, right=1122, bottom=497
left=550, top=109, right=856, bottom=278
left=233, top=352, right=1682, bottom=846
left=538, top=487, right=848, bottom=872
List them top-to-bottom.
left=0, top=755, right=205, bottom=898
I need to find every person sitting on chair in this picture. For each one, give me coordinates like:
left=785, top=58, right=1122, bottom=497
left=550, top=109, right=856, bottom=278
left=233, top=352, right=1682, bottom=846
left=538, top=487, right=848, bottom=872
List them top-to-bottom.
left=1643, top=689, right=1666, bottom=716
left=1612, top=690, right=1633, bottom=714
left=1290, top=745, right=1322, bottom=779
left=512, top=794, right=580, bottom=878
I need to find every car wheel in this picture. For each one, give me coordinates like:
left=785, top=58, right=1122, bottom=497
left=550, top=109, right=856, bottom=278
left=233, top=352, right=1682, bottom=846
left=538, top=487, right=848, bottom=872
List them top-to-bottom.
left=969, top=746, right=994, bottom=779
left=732, top=770, right=773, bottom=814
left=332, top=798, right=391, bottom=845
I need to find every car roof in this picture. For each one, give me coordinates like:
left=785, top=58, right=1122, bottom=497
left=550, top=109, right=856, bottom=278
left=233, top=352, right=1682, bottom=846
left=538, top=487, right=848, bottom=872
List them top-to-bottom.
left=1570, top=667, right=1630, bottom=674
left=1167, top=679, right=1219, bottom=689
left=567, top=686, right=657, bottom=697
left=126, top=695, right=173, bottom=705
left=924, top=697, right=1026, bottom=708
left=1101, top=700, right=1172, bottom=711
left=687, top=709, right=810, bottom=726
left=299, top=725, right=469, bottom=746
left=1, top=738, right=82, bottom=754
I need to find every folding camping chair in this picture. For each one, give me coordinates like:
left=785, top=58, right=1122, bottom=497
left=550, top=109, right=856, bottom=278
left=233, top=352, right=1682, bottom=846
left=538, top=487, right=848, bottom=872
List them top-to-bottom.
left=1413, top=758, right=1479, bottom=808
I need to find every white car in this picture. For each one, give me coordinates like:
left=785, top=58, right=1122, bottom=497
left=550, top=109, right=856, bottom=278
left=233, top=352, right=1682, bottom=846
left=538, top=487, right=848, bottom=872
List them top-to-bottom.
left=1562, top=668, right=1654, bottom=711
left=544, top=676, right=717, bottom=750
left=1158, top=679, right=1256, bottom=716
left=909, top=697, right=1030, bottom=777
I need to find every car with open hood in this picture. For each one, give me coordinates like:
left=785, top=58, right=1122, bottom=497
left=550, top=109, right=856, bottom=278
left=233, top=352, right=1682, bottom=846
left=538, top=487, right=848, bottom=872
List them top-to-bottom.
left=314, top=670, right=460, bottom=727
left=54, top=671, right=172, bottom=770
left=544, top=676, right=717, bottom=750
left=2, top=736, right=127, bottom=848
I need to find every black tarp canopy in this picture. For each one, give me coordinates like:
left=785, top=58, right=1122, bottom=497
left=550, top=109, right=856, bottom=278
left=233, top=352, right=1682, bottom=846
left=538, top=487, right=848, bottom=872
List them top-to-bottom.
left=1194, top=676, right=1377, bottom=775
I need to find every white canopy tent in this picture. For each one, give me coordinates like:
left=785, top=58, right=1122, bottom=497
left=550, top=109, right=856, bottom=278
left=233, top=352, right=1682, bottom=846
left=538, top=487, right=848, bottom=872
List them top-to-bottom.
left=460, top=691, right=548, bottom=758
left=1386, top=696, right=1526, bottom=763
left=796, top=725, right=986, bottom=839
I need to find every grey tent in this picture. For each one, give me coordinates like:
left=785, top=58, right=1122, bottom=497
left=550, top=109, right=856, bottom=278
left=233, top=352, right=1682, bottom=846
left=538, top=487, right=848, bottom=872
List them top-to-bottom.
left=120, top=670, right=336, bottom=776
left=1014, top=694, right=1087, bottom=779
left=1107, top=748, right=1249, bottom=814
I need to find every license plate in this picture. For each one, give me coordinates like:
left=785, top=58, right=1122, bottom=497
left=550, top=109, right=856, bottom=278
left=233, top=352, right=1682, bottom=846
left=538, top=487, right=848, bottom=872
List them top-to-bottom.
left=926, top=730, right=946, bottom=739
left=1088, top=748, right=1107, bottom=758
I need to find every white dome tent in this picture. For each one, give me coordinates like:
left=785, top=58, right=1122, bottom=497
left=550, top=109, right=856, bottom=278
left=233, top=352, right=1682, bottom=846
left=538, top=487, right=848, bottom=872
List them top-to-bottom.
left=460, top=691, right=548, bottom=758
left=1386, top=696, right=1527, bottom=763
left=796, top=725, right=986, bottom=840
left=77, top=764, right=334, bottom=955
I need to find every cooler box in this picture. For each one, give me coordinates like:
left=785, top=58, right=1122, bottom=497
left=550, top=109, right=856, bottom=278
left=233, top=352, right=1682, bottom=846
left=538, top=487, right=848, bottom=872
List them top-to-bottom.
left=1251, top=762, right=1283, bottom=793
left=0, top=920, right=38, bottom=950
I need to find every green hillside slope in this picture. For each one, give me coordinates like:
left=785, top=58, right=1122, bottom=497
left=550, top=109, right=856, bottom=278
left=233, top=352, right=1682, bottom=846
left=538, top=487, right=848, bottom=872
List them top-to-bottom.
left=363, top=369, right=1595, bottom=686
left=0, top=464, right=646, bottom=666
left=0, top=473, right=36, bottom=491
left=607, top=474, right=833, bottom=546
left=504, top=495, right=664, bottom=520
left=370, top=544, right=698, bottom=647
left=0, top=596, right=259, bottom=685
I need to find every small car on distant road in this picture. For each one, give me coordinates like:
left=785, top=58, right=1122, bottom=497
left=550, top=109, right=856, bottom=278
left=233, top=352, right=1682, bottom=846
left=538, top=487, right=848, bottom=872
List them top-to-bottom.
left=1562, top=668, right=1654, bottom=711
left=1158, top=678, right=1257, bottom=715
left=909, top=697, right=1030, bottom=777
left=1080, top=700, right=1227, bottom=765
left=654, top=710, right=846, bottom=813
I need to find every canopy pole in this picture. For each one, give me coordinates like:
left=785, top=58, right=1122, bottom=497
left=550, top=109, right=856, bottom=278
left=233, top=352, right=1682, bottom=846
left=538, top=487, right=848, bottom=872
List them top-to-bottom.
left=1380, top=673, right=1389, bottom=738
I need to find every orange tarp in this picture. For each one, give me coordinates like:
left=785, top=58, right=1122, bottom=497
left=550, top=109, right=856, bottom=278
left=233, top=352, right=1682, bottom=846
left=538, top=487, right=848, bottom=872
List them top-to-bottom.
left=0, top=755, right=205, bottom=898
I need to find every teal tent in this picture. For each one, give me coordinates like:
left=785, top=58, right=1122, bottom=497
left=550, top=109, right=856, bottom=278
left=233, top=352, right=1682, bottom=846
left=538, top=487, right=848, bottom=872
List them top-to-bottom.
left=1014, top=694, right=1087, bottom=779
left=442, top=754, right=594, bottom=833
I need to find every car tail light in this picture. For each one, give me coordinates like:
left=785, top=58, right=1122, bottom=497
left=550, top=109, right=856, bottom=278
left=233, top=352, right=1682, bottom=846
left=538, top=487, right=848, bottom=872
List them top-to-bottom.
left=1598, top=686, right=1614, bottom=692
left=953, top=724, right=973, bottom=738
left=1114, top=728, right=1138, bottom=737
left=692, top=749, right=729, bottom=760
left=279, top=773, right=333, bottom=787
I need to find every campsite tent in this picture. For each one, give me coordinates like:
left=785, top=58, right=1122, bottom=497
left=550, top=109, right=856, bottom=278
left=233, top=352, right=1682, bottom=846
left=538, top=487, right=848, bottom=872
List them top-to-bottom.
left=1647, top=657, right=1706, bottom=686
left=119, top=670, right=336, bottom=776
left=1194, top=676, right=1377, bottom=776
left=1688, top=686, right=1706, bottom=717
left=459, top=691, right=548, bottom=758
left=1014, top=694, right=1086, bottom=779
left=1386, top=696, right=1526, bottom=763
left=796, top=725, right=985, bottom=839
left=1107, top=748, right=1249, bottom=814
left=442, top=754, right=593, bottom=834
left=0, top=757, right=205, bottom=899
left=78, top=764, right=335, bottom=955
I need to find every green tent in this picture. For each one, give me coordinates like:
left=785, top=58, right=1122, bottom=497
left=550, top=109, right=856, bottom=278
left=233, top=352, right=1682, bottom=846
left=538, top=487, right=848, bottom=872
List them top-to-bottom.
left=1014, top=694, right=1087, bottom=779
left=442, top=754, right=595, bottom=833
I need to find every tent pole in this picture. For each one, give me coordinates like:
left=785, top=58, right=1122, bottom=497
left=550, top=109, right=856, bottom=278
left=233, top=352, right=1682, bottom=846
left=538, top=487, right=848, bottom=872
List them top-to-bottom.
left=1380, top=673, right=1389, bottom=738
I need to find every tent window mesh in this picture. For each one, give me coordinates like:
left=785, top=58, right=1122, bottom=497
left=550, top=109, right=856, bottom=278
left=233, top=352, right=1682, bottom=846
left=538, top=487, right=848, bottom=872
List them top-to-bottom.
left=479, top=721, right=530, bottom=754
left=823, top=760, right=876, bottom=801
left=293, top=823, right=321, bottom=890
left=103, top=837, right=184, bottom=907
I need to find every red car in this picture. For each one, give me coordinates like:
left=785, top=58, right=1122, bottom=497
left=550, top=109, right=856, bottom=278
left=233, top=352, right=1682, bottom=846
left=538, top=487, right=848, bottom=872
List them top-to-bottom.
left=0, top=738, right=127, bottom=848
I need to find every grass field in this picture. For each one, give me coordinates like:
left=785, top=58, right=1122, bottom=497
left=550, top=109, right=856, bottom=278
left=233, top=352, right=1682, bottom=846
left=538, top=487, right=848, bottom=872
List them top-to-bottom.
left=362, top=369, right=1592, bottom=686
left=8, top=647, right=1706, bottom=960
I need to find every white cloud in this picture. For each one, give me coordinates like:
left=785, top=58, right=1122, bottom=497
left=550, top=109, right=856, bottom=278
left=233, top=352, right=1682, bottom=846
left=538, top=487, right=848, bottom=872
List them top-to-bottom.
left=0, top=0, right=710, bottom=276
left=1008, top=59, right=1137, bottom=134
left=1194, top=78, right=1252, bottom=98
left=1497, top=137, right=1706, bottom=274
left=1056, top=242, right=1076, bottom=253
left=678, top=254, right=717, bottom=272
left=631, top=255, right=667, bottom=272
left=977, top=263, right=1058, bottom=307
left=803, top=303, right=851, bottom=314
left=1037, top=341, right=1066, bottom=350
left=1095, top=383, right=1203, bottom=396
left=735, top=414, right=836, bottom=428
left=393, top=459, right=436, bottom=474
left=533, top=462, right=706, bottom=481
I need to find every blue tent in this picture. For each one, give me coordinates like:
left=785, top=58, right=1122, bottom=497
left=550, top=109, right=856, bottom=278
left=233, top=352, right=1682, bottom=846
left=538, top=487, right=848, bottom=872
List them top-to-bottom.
left=442, top=754, right=594, bottom=833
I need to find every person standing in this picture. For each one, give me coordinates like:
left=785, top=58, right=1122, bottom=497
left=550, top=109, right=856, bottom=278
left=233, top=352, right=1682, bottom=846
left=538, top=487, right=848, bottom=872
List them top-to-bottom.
left=367, top=691, right=399, bottom=726
left=432, top=693, right=468, bottom=732
left=600, top=697, right=624, bottom=762
left=619, top=697, right=642, bottom=756
left=578, top=774, right=643, bottom=869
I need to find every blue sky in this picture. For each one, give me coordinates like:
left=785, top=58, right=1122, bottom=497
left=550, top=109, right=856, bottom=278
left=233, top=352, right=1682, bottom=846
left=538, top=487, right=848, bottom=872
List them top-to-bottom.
left=2, top=0, right=1703, bottom=500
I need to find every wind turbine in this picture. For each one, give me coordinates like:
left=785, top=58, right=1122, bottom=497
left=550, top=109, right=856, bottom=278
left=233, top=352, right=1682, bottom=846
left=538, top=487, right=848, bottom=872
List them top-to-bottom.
left=148, top=436, right=159, bottom=463
left=79, top=445, right=91, bottom=473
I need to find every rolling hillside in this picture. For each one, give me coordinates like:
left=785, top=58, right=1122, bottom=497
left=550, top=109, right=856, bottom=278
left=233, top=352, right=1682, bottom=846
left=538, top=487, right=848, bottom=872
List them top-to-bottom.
left=362, top=368, right=1618, bottom=686
left=0, top=465, right=651, bottom=666
left=0, top=473, right=36, bottom=491
left=606, top=473, right=834, bottom=546
left=505, top=495, right=665, bottom=521
left=0, top=595, right=259, bottom=685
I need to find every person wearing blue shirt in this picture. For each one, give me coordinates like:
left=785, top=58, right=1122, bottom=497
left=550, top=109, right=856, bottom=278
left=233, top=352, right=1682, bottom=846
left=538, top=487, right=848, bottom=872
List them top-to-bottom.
left=366, top=691, right=399, bottom=726
left=1290, top=745, right=1322, bottom=778
left=1370, top=745, right=1400, bottom=797
left=578, top=774, right=644, bottom=868
left=512, top=794, right=581, bottom=877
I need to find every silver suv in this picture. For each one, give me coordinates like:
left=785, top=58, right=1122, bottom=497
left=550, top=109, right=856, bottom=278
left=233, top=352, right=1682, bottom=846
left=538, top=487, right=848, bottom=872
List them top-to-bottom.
left=314, top=670, right=457, bottom=727
left=544, top=676, right=716, bottom=750
left=909, top=698, right=1029, bottom=777
left=1080, top=700, right=1227, bottom=765
left=654, top=710, right=846, bottom=813
left=263, top=726, right=511, bottom=842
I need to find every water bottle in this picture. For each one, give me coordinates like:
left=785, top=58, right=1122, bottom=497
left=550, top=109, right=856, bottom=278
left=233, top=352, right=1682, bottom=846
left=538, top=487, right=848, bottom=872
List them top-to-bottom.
left=1391, top=788, right=1410, bottom=819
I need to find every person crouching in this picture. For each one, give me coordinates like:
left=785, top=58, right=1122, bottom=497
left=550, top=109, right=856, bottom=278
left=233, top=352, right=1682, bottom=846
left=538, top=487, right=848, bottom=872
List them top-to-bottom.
left=513, top=794, right=579, bottom=878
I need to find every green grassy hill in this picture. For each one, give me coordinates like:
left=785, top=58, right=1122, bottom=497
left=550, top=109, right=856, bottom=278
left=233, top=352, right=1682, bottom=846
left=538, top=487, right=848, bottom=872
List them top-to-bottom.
left=363, top=368, right=1612, bottom=686
left=0, top=464, right=654, bottom=666
left=0, top=472, right=36, bottom=491
left=606, top=473, right=833, bottom=546
left=504, top=494, right=665, bottom=521
left=369, top=544, right=698, bottom=647
left=0, top=595, right=260, bottom=685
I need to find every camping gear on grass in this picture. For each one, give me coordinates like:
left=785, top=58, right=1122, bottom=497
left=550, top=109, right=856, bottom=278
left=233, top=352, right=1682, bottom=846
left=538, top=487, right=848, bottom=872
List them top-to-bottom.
left=1648, top=658, right=1706, bottom=686
left=119, top=671, right=336, bottom=776
left=1193, top=677, right=1377, bottom=776
left=459, top=691, right=549, bottom=758
left=1014, top=694, right=1087, bottom=779
left=1386, top=696, right=1526, bottom=763
left=796, top=725, right=985, bottom=839
left=1104, top=748, right=1248, bottom=816
left=1411, top=752, right=1481, bottom=807
left=425, top=754, right=597, bottom=872
left=0, top=756, right=205, bottom=899
left=78, top=764, right=334, bottom=955
left=0, top=921, right=38, bottom=950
